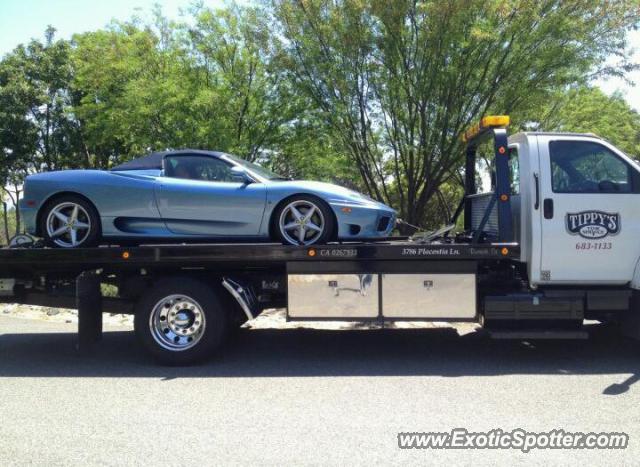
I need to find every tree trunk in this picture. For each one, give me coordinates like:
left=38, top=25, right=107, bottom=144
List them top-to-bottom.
left=7, top=186, right=22, bottom=236
left=14, top=195, right=21, bottom=236
left=2, top=202, right=8, bottom=244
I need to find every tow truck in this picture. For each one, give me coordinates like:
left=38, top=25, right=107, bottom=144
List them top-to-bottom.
left=1, top=115, right=639, bottom=365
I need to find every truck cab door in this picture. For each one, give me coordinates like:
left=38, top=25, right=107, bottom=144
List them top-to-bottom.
left=536, top=135, right=640, bottom=285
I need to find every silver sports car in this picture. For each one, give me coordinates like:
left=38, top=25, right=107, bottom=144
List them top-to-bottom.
left=20, top=149, right=396, bottom=248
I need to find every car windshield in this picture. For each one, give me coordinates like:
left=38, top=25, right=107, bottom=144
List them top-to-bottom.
left=223, top=153, right=288, bottom=181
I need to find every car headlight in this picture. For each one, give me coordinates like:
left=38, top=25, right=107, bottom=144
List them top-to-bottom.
left=329, top=196, right=372, bottom=206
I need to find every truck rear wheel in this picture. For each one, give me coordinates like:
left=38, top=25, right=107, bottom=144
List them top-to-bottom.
left=134, top=277, right=228, bottom=365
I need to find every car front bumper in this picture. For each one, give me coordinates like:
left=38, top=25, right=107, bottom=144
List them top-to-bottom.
left=330, top=201, right=396, bottom=239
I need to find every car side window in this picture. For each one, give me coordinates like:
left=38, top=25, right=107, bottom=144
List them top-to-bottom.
left=549, top=140, right=632, bottom=194
left=165, top=155, right=234, bottom=183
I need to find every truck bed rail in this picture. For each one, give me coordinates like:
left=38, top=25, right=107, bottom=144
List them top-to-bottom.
left=0, top=241, right=519, bottom=275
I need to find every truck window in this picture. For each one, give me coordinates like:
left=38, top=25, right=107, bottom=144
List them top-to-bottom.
left=549, top=140, right=631, bottom=193
left=509, top=147, right=519, bottom=194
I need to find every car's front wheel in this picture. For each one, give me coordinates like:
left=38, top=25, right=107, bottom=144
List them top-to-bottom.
left=41, top=195, right=100, bottom=248
left=273, top=196, right=335, bottom=246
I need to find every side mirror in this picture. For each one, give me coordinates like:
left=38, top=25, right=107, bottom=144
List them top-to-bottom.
left=230, top=166, right=254, bottom=184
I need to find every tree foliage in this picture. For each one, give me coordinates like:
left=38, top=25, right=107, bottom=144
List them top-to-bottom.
left=271, top=0, right=640, bottom=223
left=70, top=5, right=289, bottom=167
left=0, top=25, right=82, bottom=233
left=534, top=86, right=640, bottom=157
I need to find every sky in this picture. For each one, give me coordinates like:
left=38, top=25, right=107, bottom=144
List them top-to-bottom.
left=0, top=0, right=638, bottom=110
left=0, top=0, right=229, bottom=50
left=596, top=29, right=640, bottom=111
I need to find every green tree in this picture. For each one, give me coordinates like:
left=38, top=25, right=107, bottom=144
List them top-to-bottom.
left=271, top=0, right=640, bottom=225
left=185, top=4, right=290, bottom=160
left=71, top=5, right=298, bottom=166
left=71, top=16, right=190, bottom=167
left=0, top=26, right=80, bottom=232
left=0, top=27, right=81, bottom=171
left=533, top=86, right=640, bottom=158
left=269, top=113, right=362, bottom=186
left=0, top=204, right=18, bottom=244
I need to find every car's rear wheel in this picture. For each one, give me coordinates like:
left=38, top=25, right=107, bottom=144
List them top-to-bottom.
left=41, top=195, right=100, bottom=248
left=274, top=196, right=335, bottom=246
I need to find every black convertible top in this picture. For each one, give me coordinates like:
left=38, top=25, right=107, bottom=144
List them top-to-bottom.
left=111, top=149, right=225, bottom=171
left=111, top=152, right=164, bottom=171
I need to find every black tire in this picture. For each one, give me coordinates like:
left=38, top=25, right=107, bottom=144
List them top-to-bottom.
left=40, top=194, right=101, bottom=248
left=272, top=195, right=335, bottom=245
left=134, top=277, right=228, bottom=365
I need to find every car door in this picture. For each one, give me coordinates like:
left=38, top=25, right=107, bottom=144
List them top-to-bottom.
left=537, top=135, right=640, bottom=284
left=155, top=154, right=267, bottom=236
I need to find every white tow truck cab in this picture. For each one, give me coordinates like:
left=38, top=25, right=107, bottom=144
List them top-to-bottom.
left=1, top=115, right=639, bottom=365
left=456, top=116, right=639, bottom=337
left=509, top=131, right=640, bottom=287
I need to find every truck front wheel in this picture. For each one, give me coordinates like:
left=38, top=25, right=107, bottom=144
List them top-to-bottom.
left=134, top=277, right=228, bottom=365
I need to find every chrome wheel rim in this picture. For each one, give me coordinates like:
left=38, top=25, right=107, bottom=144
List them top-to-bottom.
left=279, top=200, right=325, bottom=245
left=46, top=202, right=92, bottom=248
left=149, top=294, right=206, bottom=351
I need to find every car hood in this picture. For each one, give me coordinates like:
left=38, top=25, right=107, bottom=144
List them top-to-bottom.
left=267, top=180, right=394, bottom=211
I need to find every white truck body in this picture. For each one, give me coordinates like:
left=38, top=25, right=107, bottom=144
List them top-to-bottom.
left=510, top=132, right=640, bottom=287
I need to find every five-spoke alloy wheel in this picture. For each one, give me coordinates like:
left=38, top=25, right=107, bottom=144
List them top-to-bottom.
left=41, top=195, right=100, bottom=248
left=275, top=196, right=334, bottom=245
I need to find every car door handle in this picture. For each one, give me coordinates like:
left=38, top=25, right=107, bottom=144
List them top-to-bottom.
left=533, top=173, right=540, bottom=210
left=543, top=198, right=554, bottom=219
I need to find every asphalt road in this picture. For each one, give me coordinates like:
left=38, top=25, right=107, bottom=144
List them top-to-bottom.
left=0, top=315, right=639, bottom=466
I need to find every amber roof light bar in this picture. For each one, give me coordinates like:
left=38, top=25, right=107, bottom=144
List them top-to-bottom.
left=462, top=115, right=510, bottom=143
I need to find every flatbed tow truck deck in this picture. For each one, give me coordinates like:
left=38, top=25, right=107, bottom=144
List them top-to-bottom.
left=1, top=115, right=639, bottom=364
left=0, top=240, right=518, bottom=273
